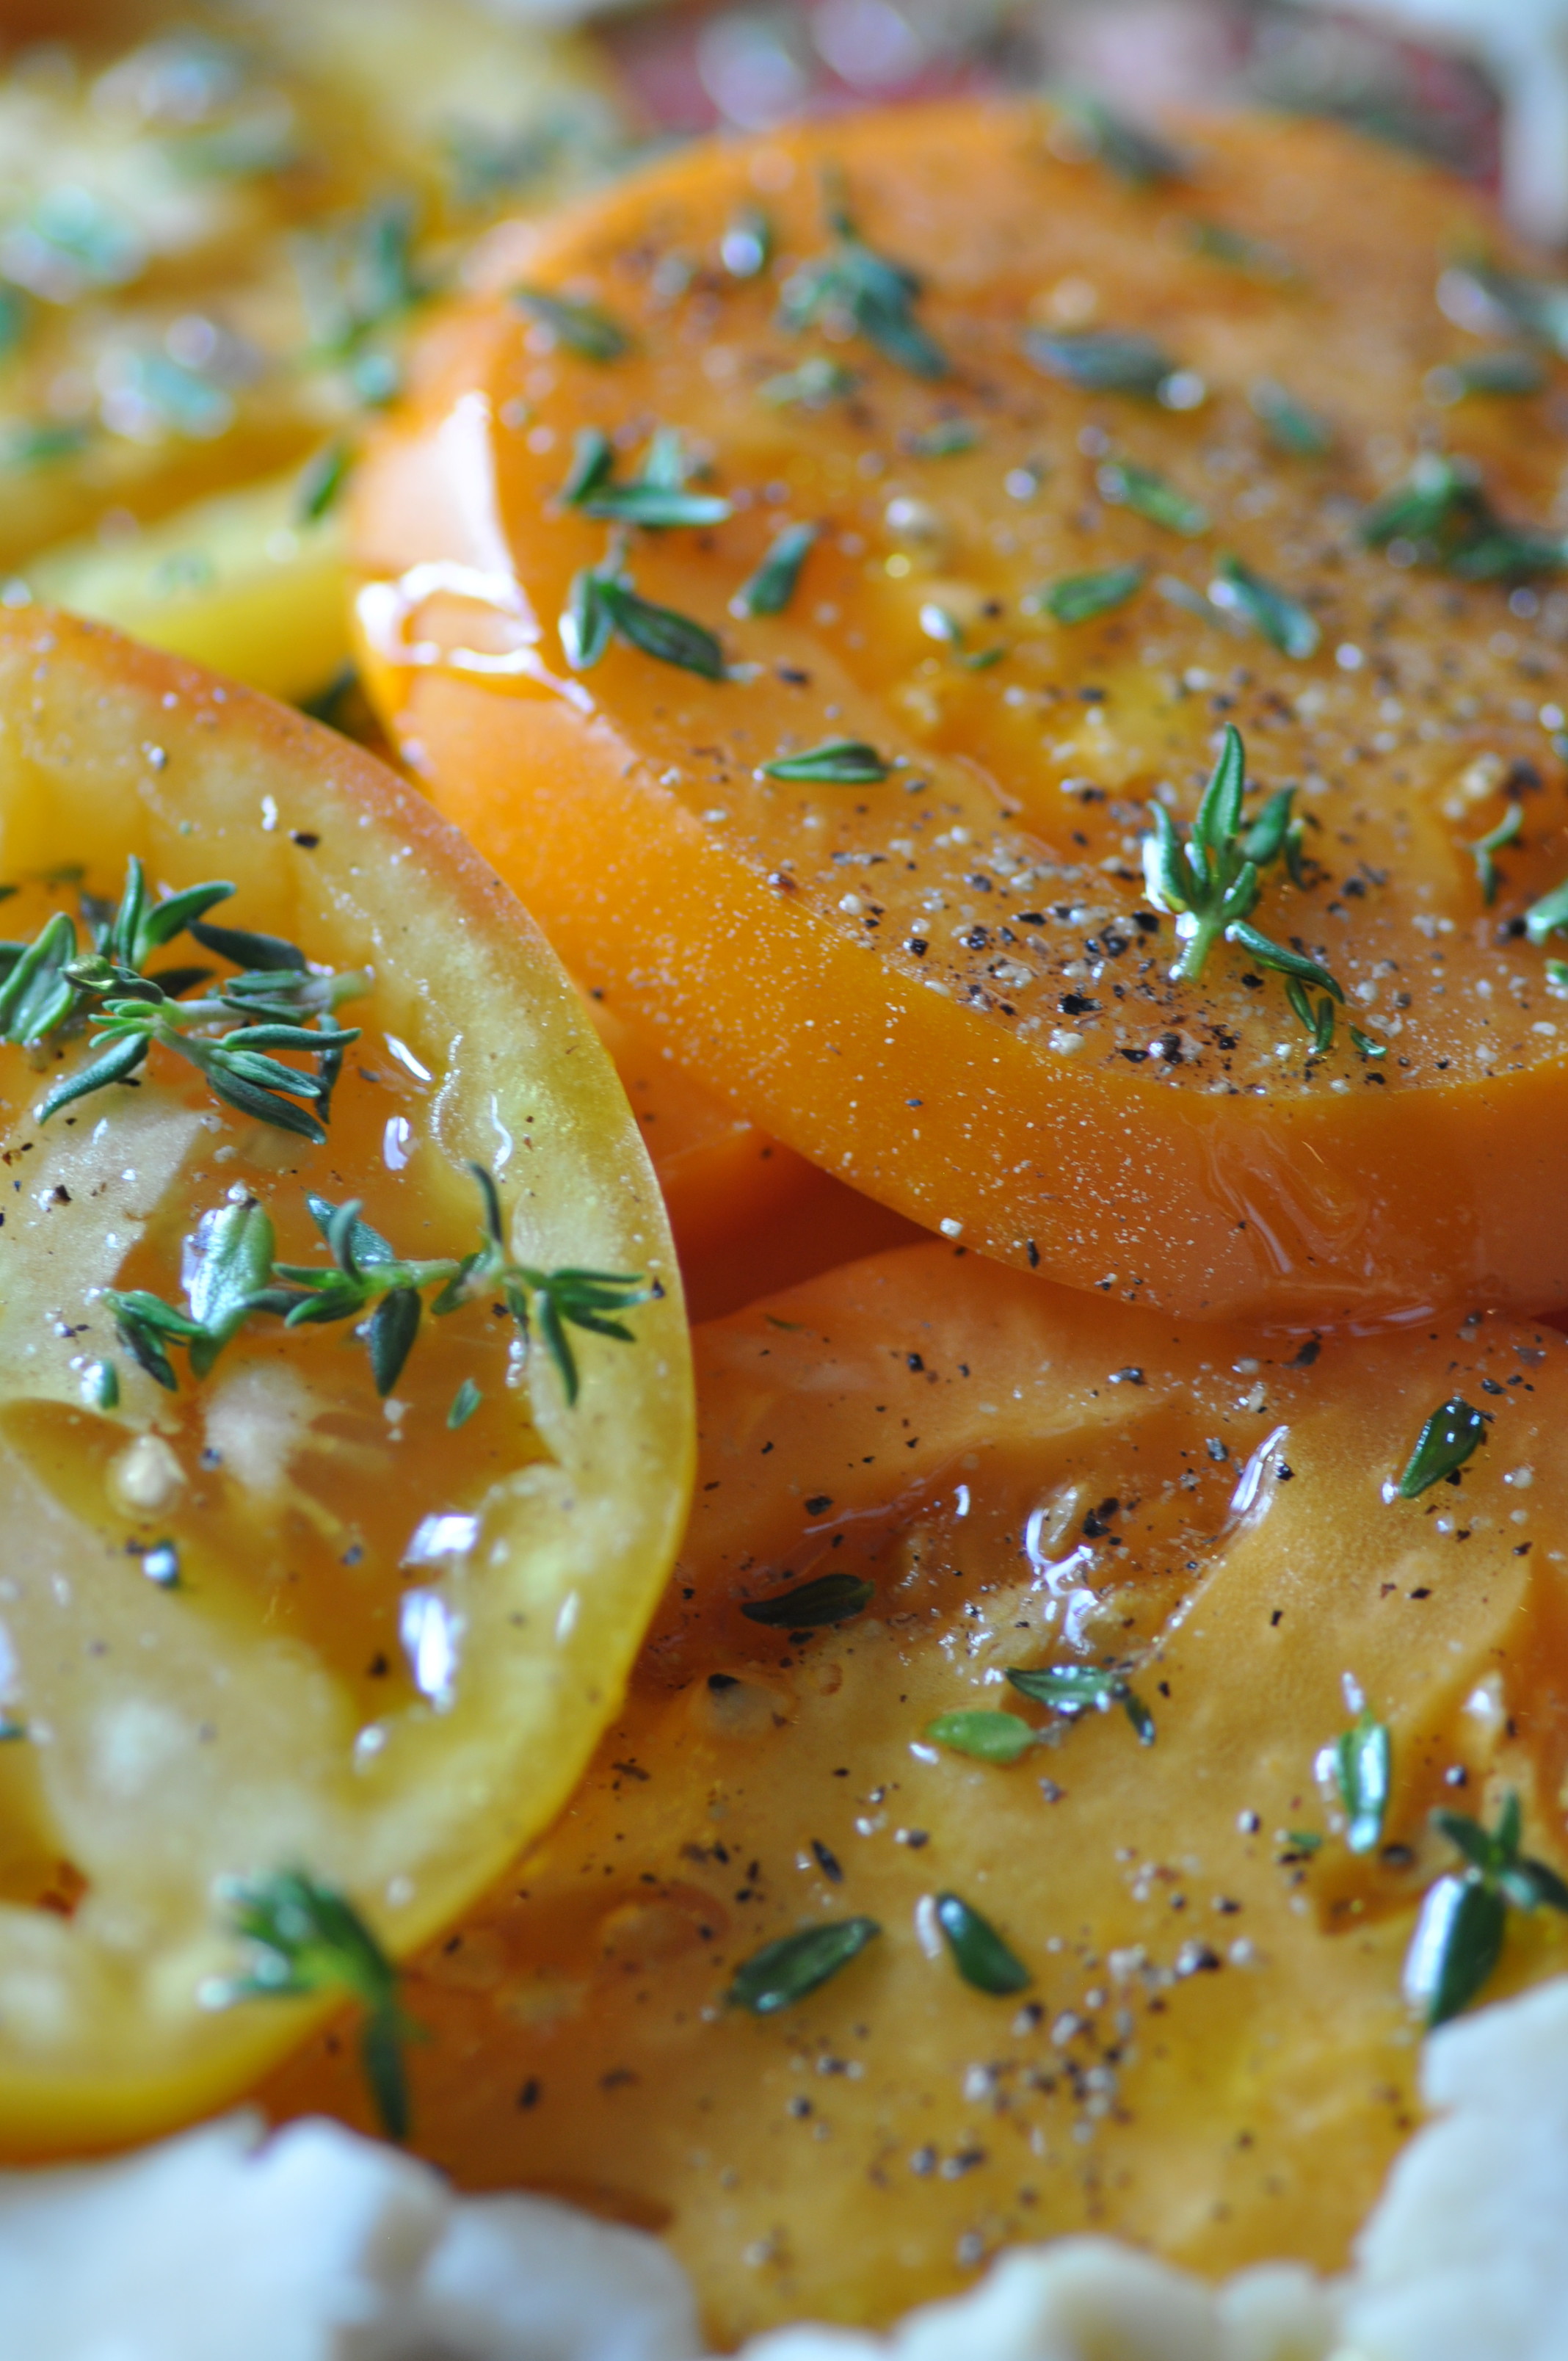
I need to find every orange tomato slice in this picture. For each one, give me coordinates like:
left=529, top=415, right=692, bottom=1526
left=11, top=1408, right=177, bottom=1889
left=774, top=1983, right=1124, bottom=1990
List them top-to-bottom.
left=354, top=101, right=1568, bottom=1327
left=264, top=1240, right=1568, bottom=2340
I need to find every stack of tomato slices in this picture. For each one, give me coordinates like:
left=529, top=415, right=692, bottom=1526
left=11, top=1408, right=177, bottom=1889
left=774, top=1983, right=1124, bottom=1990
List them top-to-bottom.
left=4, top=90, right=1568, bottom=2356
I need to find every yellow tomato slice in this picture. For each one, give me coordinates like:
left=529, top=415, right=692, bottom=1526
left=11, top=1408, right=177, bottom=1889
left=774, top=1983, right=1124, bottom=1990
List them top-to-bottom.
left=355, top=101, right=1568, bottom=1327
left=0, top=609, right=693, bottom=2155
left=268, top=1243, right=1568, bottom=2340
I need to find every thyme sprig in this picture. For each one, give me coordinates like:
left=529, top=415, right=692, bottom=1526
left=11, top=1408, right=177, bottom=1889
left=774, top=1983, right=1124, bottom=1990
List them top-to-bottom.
left=780, top=189, right=947, bottom=380
left=559, top=426, right=730, bottom=529
left=1139, top=725, right=1341, bottom=1015
left=0, top=858, right=365, bottom=1142
left=105, top=1167, right=650, bottom=1407
left=1405, top=1794, right=1568, bottom=2027
left=203, top=1871, right=420, bottom=2139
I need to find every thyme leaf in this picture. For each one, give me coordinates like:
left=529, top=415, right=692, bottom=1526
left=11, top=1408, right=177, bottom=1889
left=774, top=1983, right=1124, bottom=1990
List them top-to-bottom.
left=1056, top=93, right=1186, bottom=186
left=780, top=193, right=947, bottom=380
left=1187, top=220, right=1296, bottom=281
left=512, top=286, right=632, bottom=363
left=1025, top=327, right=1175, bottom=396
left=1426, top=349, right=1545, bottom=404
left=759, top=356, right=857, bottom=408
left=1249, top=379, right=1332, bottom=457
left=904, top=418, right=979, bottom=457
left=559, top=426, right=730, bottom=529
left=296, top=438, right=355, bottom=524
left=1097, top=457, right=1209, bottom=536
left=731, top=522, right=819, bottom=618
left=1210, top=554, right=1320, bottom=659
left=1026, top=562, right=1144, bottom=625
left=760, top=739, right=890, bottom=784
left=1471, top=802, right=1523, bottom=905
left=1525, top=875, right=1568, bottom=944
left=448, top=1376, right=482, bottom=1429
left=1396, top=1396, right=1486, bottom=1497
left=740, top=1573, right=874, bottom=1628
left=1006, top=1662, right=1155, bottom=1744
left=1332, top=1708, right=1392, bottom=1854
left=926, top=1709, right=1037, bottom=1764
left=205, top=1869, right=420, bottom=2139
left=934, top=1891, right=1031, bottom=1995
left=727, top=1917, right=880, bottom=2012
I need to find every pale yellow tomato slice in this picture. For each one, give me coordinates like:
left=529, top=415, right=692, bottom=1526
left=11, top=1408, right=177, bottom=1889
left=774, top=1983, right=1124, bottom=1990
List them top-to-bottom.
left=0, top=608, right=693, bottom=2156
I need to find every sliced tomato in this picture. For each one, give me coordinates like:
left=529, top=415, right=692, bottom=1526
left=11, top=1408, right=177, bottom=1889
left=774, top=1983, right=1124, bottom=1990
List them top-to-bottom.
left=355, top=101, right=1568, bottom=1326
left=0, top=609, right=692, bottom=2155
left=264, top=1241, right=1568, bottom=2338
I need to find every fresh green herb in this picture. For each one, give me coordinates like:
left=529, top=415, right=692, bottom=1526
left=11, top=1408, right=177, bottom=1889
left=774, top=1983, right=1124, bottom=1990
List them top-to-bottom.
left=1056, top=93, right=1187, bottom=186
left=780, top=192, right=947, bottom=380
left=296, top=195, right=425, bottom=363
left=722, top=206, right=774, bottom=279
left=1187, top=220, right=1296, bottom=280
left=0, top=285, right=28, bottom=364
left=512, top=286, right=632, bottom=363
left=1025, top=327, right=1174, bottom=396
left=1426, top=350, right=1545, bottom=405
left=760, top=356, right=857, bottom=408
left=1249, top=379, right=1332, bottom=457
left=904, top=418, right=979, bottom=457
left=2, top=419, right=92, bottom=470
left=558, top=427, right=730, bottom=529
left=296, top=438, right=355, bottom=524
left=1361, top=453, right=1566, bottom=581
left=1097, top=457, right=1209, bottom=536
left=731, top=522, right=819, bottom=618
left=561, top=537, right=727, bottom=680
left=1211, top=554, right=1320, bottom=659
left=1026, top=562, right=1144, bottom=625
left=917, top=605, right=1006, bottom=669
left=1139, top=728, right=1341, bottom=1022
left=760, top=739, right=890, bottom=785
left=1470, top=803, right=1523, bottom=905
left=5, top=859, right=365, bottom=1142
left=1525, top=875, right=1568, bottom=945
left=1550, top=958, right=1568, bottom=993
left=1285, top=975, right=1337, bottom=1054
left=1350, top=1025, right=1387, bottom=1059
left=276, top=1165, right=649, bottom=1407
left=109, top=1169, right=646, bottom=1406
left=106, top=1195, right=277, bottom=1390
left=82, top=1358, right=119, bottom=1412
left=448, top=1377, right=482, bottom=1429
left=1396, top=1396, right=1486, bottom=1498
left=740, top=1573, right=874, bottom=1628
left=1006, top=1662, right=1155, bottom=1745
left=1332, top=1708, right=1392, bottom=1854
left=926, top=1709, right=1037, bottom=1764
left=0, top=1713, right=25, bottom=1741
left=1405, top=1794, right=1568, bottom=2026
left=1282, top=1829, right=1323, bottom=1854
left=205, top=1870, right=419, bottom=2139
left=934, top=1893, right=1031, bottom=1995
left=727, top=1917, right=880, bottom=2012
